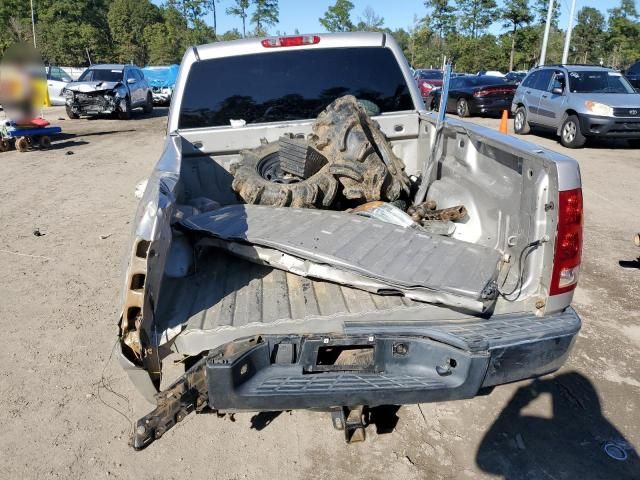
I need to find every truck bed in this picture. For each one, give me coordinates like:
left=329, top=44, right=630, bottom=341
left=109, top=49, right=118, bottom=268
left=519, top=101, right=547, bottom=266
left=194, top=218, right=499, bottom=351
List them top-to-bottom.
left=156, top=248, right=466, bottom=355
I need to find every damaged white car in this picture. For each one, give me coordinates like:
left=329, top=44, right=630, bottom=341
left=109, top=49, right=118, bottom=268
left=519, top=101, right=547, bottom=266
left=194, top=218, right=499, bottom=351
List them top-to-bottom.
left=119, top=33, right=584, bottom=449
left=63, top=64, right=153, bottom=119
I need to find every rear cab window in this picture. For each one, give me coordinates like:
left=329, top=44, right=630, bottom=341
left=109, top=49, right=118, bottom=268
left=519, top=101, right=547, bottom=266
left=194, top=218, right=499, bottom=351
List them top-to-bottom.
left=178, top=47, right=414, bottom=129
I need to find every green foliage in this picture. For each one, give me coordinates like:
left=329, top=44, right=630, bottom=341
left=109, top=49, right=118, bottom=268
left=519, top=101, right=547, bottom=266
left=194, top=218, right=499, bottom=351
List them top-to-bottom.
left=107, top=0, right=162, bottom=65
left=226, top=0, right=250, bottom=38
left=251, top=0, right=279, bottom=36
left=319, top=0, right=355, bottom=32
left=424, top=0, right=456, bottom=39
left=457, top=0, right=497, bottom=39
left=532, top=0, right=561, bottom=27
left=607, top=0, right=640, bottom=67
left=355, top=6, right=384, bottom=32
left=144, top=7, right=190, bottom=65
left=571, top=7, right=606, bottom=64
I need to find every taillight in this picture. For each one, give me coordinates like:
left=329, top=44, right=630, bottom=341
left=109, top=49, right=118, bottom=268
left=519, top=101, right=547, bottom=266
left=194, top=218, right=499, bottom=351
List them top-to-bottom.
left=261, top=35, right=320, bottom=48
left=421, top=81, right=433, bottom=90
left=473, top=90, right=489, bottom=97
left=550, top=188, right=583, bottom=295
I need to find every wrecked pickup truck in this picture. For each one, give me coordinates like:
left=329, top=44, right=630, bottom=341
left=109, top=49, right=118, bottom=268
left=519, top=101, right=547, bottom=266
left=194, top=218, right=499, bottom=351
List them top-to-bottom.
left=119, top=33, right=583, bottom=449
left=63, top=64, right=153, bottom=119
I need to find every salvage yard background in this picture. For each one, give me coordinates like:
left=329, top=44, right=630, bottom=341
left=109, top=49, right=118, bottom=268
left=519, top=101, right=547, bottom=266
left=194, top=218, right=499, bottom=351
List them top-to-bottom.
left=0, top=106, right=638, bottom=479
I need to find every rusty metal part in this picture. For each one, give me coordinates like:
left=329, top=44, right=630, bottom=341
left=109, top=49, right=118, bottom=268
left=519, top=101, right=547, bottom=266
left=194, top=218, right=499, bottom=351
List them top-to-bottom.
left=309, top=95, right=411, bottom=203
left=231, top=142, right=339, bottom=208
left=408, top=199, right=437, bottom=222
left=350, top=201, right=385, bottom=213
left=422, top=205, right=467, bottom=222
left=131, top=356, right=209, bottom=450
left=331, top=406, right=367, bottom=443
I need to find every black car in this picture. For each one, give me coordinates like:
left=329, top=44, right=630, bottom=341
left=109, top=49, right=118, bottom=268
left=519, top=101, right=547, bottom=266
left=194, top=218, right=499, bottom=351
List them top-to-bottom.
left=624, top=60, right=640, bottom=89
left=426, top=76, right=517, bottom=117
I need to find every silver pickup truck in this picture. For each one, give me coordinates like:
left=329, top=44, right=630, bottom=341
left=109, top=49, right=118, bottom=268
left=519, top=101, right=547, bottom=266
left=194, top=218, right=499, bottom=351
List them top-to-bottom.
left=118, top=33, right=583, bottom=449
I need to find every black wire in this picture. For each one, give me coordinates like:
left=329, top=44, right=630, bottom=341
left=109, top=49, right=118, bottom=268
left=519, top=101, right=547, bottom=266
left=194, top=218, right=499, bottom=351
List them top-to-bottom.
left=499, top=240, right=543, bottom=301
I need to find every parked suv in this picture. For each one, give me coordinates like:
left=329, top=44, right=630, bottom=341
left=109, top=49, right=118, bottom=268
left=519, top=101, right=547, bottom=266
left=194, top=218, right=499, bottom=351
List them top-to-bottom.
left=63, top=64, right=153, bottom=119
left=512, top=64, right=640, bottom=148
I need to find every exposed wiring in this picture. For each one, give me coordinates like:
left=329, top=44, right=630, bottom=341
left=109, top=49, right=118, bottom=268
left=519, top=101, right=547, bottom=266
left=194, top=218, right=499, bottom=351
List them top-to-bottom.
left=499, top=239, right=545, bottom=302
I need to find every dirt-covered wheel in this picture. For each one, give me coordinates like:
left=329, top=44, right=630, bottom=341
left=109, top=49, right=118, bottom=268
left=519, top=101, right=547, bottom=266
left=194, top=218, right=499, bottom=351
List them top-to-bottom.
left=309, top=95, right=410, bottom=203
left=38, top=135, right=52, bottom=149
left=15, top=136, right=29, bottom=152
left=0, top=139, right=11, bottom=152
left=231, top=142, right=339, bottom=208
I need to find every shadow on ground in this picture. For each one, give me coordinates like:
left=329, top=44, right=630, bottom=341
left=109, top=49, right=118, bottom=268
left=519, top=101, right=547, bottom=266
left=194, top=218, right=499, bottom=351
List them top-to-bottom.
left=476, top=371, right=640, bottom=479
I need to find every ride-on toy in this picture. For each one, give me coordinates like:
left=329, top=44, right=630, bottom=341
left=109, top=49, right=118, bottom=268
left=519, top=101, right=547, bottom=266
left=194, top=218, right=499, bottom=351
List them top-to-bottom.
left=0, top=118, right=62, bottom=152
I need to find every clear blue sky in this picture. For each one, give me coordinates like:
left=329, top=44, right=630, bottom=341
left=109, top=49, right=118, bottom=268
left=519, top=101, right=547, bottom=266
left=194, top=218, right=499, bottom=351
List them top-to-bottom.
left=156, top=0, right=633, bottom=36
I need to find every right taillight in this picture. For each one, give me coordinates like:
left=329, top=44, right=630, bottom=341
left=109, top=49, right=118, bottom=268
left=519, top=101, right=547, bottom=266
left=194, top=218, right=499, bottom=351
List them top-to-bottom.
left=550, top=188, right=583, bottom=295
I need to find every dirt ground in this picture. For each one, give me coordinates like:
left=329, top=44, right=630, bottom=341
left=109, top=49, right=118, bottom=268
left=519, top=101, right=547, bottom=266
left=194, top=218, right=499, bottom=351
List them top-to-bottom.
left=0, top=106, right=638, bottom=479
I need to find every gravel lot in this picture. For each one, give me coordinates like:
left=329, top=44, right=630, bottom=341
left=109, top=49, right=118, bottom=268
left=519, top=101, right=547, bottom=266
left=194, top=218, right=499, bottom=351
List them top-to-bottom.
left=0, top=106, right=638, bottom=479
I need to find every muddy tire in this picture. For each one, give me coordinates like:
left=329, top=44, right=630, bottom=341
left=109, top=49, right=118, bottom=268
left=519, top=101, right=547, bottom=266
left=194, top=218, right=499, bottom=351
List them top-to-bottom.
left=309, top=95, right=410, bottom=203
left=66, top=105, right=79, bottom=119
left=16, top=136, right=29, bottom=152
left=0, top=139, right=11, bottom=152
left=231, top=142, right=339, bottom=208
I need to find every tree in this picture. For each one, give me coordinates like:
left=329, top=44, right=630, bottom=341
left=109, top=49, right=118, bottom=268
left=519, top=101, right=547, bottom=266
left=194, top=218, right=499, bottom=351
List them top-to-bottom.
left=35, top=0, right=114, bottom=65
left=108, top=0, right=163, bottom=65
left=226, top=0, right=250, bottom=38
left=251, top=0, right=279, bottom=36
left=319, top=0, right=354, bottom=32
left=424, top=0, right=456, bottom=41
left=457, top=0, right=497, bottom=39
left=502, top=0, right=533, bottom=71
left=533, top=0, right=561, bottom=27
left=607, top=0, right=640, bottom=67
left=356, top=6, right=384, bottom=31
left=571, top=7, right=605, bottom=64
left=220, top=28, right=243, bottom=41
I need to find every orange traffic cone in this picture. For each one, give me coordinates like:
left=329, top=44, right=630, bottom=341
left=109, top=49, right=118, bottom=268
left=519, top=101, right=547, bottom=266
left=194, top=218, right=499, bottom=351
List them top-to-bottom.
left=499, top=110, right=508, bottom=134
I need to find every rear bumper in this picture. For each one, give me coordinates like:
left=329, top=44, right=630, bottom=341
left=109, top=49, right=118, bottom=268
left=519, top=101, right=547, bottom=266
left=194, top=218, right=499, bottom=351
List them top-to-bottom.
left=471, top=96, right=514, bottom=114
left=579, top=114, right=640, bottom=138
left=129, top=307, right=581, bottom=449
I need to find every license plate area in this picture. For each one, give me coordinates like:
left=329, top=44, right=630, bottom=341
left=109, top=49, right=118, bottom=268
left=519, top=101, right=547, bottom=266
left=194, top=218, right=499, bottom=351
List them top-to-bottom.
left=302, top=337, right=377, bottom=374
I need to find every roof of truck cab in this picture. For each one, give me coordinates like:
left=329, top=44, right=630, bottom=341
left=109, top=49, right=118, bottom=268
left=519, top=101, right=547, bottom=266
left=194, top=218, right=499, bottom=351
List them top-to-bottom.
left=193, top=32, right=387, bottom=61
left=538, top=64, right=616, bottom=72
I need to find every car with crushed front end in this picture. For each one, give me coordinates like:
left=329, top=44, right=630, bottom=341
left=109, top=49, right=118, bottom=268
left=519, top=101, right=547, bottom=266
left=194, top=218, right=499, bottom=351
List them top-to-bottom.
left=119, top=32, right=584, bottom=449
left=63, top=64, right=153, bottom=119
left=512, top=64, right=640, bottom=148
left=425, top=75, right=516, bottom=117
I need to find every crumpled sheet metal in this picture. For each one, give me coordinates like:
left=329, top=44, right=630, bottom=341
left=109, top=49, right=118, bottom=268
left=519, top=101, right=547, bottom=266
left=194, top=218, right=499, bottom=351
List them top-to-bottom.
left=180, top=204, right=502, bottom=313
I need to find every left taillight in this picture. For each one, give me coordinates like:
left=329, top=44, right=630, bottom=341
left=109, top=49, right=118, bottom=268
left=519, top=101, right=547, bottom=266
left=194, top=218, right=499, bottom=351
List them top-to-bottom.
left=261, top=35, right=320, bottom=48
left=550, top=188, right=583, bottom=295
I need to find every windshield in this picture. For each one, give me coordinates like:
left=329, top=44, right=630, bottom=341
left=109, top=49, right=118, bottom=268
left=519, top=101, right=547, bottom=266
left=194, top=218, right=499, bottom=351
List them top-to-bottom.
left=179, top=47, right=414, bottom=129
left=78, top=68, right=123, bottom=82
left=416, top=70, right=443, bottom=80
left=568, top=71, right=635, bottom=94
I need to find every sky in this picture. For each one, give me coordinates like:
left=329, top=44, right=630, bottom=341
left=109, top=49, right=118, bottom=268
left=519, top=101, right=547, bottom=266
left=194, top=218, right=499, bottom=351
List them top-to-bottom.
left=165, top=0, right=634, bottom=36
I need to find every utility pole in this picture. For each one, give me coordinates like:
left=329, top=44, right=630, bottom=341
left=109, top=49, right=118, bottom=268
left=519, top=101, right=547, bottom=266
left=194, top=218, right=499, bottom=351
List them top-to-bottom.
left=30, top=0, right=37, bottom=49
left=539, top=0, right=555, bottom=66
left=561, top=0, right=577, bottom=64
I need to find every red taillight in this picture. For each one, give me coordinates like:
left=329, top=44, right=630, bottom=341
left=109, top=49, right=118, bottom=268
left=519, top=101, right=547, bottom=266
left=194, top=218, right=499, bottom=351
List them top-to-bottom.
left=261, top=35, right=320, bottom=48
left=474, top=90, right=489, bottom=97
left=550, top=188, right=583, bottom=295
